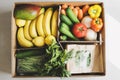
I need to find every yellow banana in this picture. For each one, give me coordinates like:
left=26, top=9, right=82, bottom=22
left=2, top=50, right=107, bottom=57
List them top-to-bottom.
left=38, top=8, right=45, bottom=15
left=43, top=8, right=53, bottom=36
left=51, top=10, right=58, bottom=37
left=36, top=13, right=45, bottom=37
left=15, top=19, right=26, bottom=27
left=29, top=19, right=38, bottom=38
left=24, top=20, right=32, bottom=41
left=17, top=28, right=33, bottom=47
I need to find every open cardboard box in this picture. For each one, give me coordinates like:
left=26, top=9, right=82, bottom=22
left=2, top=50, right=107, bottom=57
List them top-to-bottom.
left=11, top=1, right=106, bottom=77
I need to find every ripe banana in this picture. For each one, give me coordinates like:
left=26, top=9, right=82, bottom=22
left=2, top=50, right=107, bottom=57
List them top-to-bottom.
left=38, top=8, right=45, bottom=15
left=43, top=8, right=53, bottom=36
left=51, top=10, right=58, bottom=37
left=36, top=13, right=45, bottom=37
left=15, top=19, right=26, bottom=27
left=29, top=19, right=38, bottom=38
left=24, top=20, right=32, bottom=41
left=17, top=28, right=33, bottom=47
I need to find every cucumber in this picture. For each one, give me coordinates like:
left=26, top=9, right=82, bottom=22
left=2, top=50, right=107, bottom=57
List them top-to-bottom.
left=66, top=8, right=80, bottom=23
left=60, top=14, right=73, bottom=26
left=59, top=22, right=79, bottom=40
left=60, top=22, right=70, bottom=31
left=60, top=35, right=67, bottom=41
left=16, top=49, right=45, bottom=59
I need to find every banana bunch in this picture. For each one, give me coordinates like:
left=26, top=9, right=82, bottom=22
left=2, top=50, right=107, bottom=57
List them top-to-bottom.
left=15, top=7, right=58, bottom=48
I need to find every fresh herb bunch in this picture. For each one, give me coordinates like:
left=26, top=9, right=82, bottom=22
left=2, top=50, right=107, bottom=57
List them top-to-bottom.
left=37, top=41, right=73, bottom=77
left=17, top=56, right=42, bottom=73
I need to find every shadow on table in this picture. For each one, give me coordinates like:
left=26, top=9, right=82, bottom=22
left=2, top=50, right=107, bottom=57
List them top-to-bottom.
left=0, top=11, right=11, bottom=73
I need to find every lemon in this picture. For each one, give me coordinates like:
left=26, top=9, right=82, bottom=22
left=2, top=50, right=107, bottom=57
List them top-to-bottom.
left=16, top=19, right=26, bottom=27
left=45, top=35, right=56, bottom=45
left=32, top=36, right=44, bottom=47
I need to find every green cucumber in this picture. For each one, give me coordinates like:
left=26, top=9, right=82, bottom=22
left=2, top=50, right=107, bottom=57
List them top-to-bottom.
left=66, top=7, right=80, bottom=23
left=60, top=14, right=73, bottom=26
left=59, top=22, right=79, bottom=40
left=60, top=22, right=70, bottom=31
left=60, top=35, right=67, bottom=41
left=16, top=49, right=45, bottom=59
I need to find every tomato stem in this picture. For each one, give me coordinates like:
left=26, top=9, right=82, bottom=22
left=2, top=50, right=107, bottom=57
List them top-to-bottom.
left=79, top=27, right=83, bottom=31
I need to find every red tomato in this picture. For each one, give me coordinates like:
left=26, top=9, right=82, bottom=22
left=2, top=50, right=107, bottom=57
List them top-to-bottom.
left=72, top=23, right=87, bottom=38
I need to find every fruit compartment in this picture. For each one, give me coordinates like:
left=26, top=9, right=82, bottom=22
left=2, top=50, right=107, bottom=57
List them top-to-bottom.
left=57, top=3, right=104, bottom=44
left=14, top=4, right=60, bottom=49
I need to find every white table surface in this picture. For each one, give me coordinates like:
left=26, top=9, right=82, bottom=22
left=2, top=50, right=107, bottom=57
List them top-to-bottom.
left=0, top=0, right=120, bottom=80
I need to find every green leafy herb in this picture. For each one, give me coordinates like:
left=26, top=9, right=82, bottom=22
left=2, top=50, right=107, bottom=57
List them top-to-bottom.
left=37, top=41, right=73, bottom=77
left=17, top=56, right=42, bottom=73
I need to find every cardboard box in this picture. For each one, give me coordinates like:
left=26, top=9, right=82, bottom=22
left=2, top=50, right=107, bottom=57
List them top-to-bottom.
left=11, top=1, right=105, bottom=77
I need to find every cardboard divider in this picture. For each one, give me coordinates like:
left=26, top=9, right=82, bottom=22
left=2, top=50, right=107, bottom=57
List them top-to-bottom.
left=11, top=3, right=16, bottom=77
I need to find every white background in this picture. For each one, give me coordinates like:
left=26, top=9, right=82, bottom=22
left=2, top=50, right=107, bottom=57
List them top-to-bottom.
left=0, top=0, right=120, bottom=80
